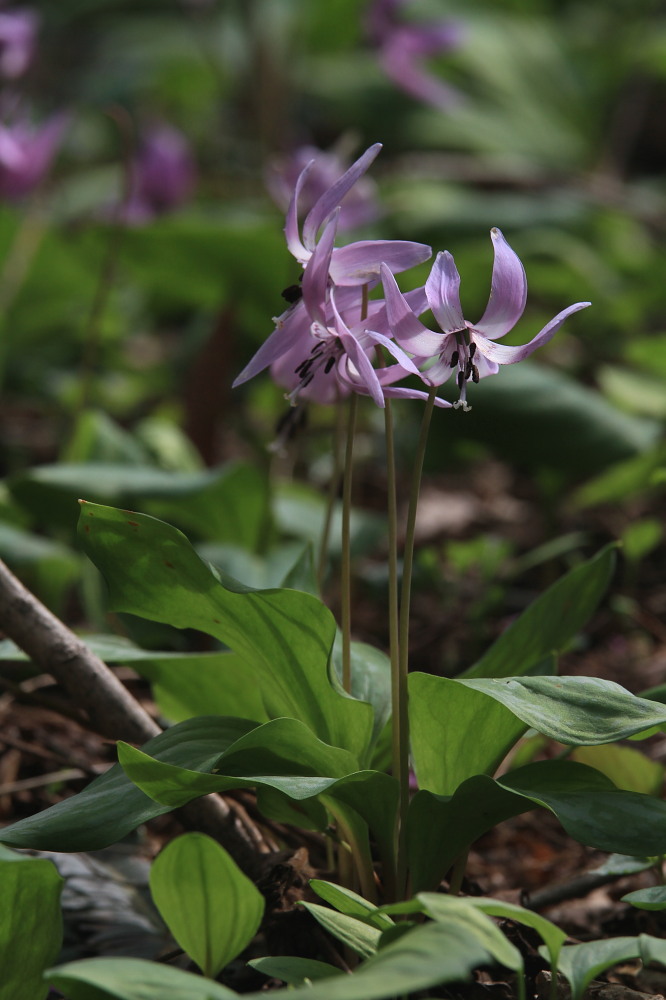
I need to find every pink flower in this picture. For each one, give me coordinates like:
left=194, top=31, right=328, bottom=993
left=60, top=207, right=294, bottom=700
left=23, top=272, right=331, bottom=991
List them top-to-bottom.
left=0, top=111, right=67, bottom=199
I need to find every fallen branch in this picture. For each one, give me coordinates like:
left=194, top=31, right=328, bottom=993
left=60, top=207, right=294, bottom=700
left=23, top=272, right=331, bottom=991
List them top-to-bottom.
left=0, top=557, right=266, bottom=869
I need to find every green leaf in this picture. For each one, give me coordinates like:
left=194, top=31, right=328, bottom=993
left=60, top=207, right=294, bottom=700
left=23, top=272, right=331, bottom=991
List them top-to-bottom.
left=444, top=362, right=660, bottom=476
left=573, top=446, right=666, bottom=507
left=273, top=480, right=385, bottom=558
left=78, top=502, right=372, bottom=760
left=463, top=544, right=617, bottom=678
left=332, top=638, right=392, bottom=749
left=409, top=673, right=526, bottom=795
left=456, top=675, right=666, bottom=745
left=0, top=716, right=257, bottom=851
left=571, top=744, right=664, bottom=795
left=407, top=761, right=666, bottom=892
left=149, top=833, right=264, bottom=978
left=0, top=847, right=63, bottom=1000
left=310, top=880, right=394, bottom=930
left=621, top=887, right=666, bottom=911
left=462, top=897, right=566, bottom=970
left=300, top=903, right=382, bottom=959
left=274, top=920, right=489, bottom=1000
left=548, top=935, right=666, bottom=1000
left=249, top=956, right=343, bottom=985
left=47, top=957, right=239, bottom=1000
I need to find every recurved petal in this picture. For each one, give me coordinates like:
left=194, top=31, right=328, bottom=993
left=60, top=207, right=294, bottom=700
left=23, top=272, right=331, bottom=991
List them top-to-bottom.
left=302, top=143, right=382, bottom=251
left=284, top=158, right=314, bottom=262
left=302, top=210, right=339, bottom=326
left=475, top=228, right=527, bottom=340
left=329, top=239, right=431, bottom=285
left=425, top=251, right=466, bottom=333
left=381, top=263, right=443, bottom=356
left=473, top=301, right=591, bottom=365
left=232, top=302, right=311, bottom=386
left=364, top=328, right=421, bottom=375
left=380, top=385, right=453, bottom=407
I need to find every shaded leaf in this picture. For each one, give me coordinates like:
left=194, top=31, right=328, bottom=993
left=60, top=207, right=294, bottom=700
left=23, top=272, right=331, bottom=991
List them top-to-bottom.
left=47, top=956, right=239, bottom=1000
left=249, top=956, right=343, bottom=985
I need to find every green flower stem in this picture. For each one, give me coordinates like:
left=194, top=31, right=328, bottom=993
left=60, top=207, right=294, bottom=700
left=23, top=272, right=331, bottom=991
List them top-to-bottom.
left=396, top=385, right=438, bottom=897
left=341, top=392, right=358, bottom=694
left=384, top=397, right=403, bottom=900
left=317, top=400, right=345, bottom=590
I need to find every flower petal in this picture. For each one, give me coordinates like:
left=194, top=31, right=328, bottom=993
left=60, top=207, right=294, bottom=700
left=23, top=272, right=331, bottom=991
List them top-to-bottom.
left=302, top=143, right=382, bottom=251
left=284, top=158, right=314, bottom=262
left=302, top=210, right=339, bottom=326
left=475, top=228, right=527, bottom=340
left=330, top=239, right=431, bottom=285
left=425, top=250, right=466, bottom=333
left=381, top=263, right=443, bottom=356
left=472, top=301, right=591, bottom=365
left=232, top=302, right=311, bottom=386
left=363, top=328, right=421, bottom=375
left=380, top=385, right=453, bottom=407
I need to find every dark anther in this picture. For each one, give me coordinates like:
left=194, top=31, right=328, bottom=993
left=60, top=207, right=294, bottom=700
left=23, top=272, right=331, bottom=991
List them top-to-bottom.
left=281, top=283, right=302, bottom=304
left=469, top=342, right=476, bottom=358
left=311, top=343, right=325, bottom=356
left=450, top=350, right=459, bottom=368
left=324, top=356, right=336, bottom=374
left=294, top=359, right=312, bottom=376
left=465, top=359, right=473, bottom=380
left=472, top=364, right=480, bottom=383
left=457, top=371, right=465, bottom=390
left=301, top=372, right=315, bottom=388
left=275, top=404, right=307, bottom=439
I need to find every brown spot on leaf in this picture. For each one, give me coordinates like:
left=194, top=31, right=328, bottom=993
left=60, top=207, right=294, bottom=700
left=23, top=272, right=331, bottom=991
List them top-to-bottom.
left=164, top=561, right=175, bottom=569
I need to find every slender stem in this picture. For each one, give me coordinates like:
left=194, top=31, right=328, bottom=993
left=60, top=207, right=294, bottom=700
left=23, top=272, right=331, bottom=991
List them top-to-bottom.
left=396, top=385, right=438, bottom=897
left=340, top=393, right=358, bottom=693
left=384, top=397, right=403, bottom=899
left=317, top=400, right=345, bottom=591
left=448, top=848, right=469, bottom=895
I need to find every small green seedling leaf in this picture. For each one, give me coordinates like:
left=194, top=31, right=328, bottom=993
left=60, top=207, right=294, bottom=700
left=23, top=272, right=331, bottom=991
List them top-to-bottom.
left=149, top=833, right=264, bottom=979
left=0, top=846, right=63, bottom=1000
left=310, top=879, right=394, bottom=930
left=622, top=886, right=666, bottom=910
left=300, top=903, right=382, bottom=959
left=249, top=956, right=343, bottom=986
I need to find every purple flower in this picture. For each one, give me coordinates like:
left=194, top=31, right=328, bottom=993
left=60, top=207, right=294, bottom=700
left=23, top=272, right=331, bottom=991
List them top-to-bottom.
left=366, top=0, right=464, bottom=110
left=0, top=8, right=38, bottom=79
left=0, top=111, right=67, bottom=199
left=122, top=123, right=196, bottom=223
left=233, top=143, right=431, bottom=392
left=266, top=143, right=381, bottom=232
left=382, top=227, right=591, bottom=410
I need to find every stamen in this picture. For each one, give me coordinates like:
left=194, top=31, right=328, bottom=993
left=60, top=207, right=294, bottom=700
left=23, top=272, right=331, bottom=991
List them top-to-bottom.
left=281, top=283, right=302, bottom=304
left=469, top=342, right=476, bottom=359
left=450, top=350, right=459, bottom=368
left=324, top=356, right=335, bottom=374
left=465, top=358, right=473, bottom=380
left=472, top=364, right=480, bottom=383
left=457, top=371, right=465, bottom=391
left=301, top=372, right=315, bottom=388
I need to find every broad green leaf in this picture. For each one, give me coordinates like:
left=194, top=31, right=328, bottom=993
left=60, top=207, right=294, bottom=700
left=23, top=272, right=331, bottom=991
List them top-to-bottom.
left=441, top=363, right=659, bottom=476
left=573, top=446, right=666, bottom=508
left=11, top=461, right=269, bottom=550
left=273, top=480, right=385, bottom=557
left=78, top=502, right=372, bottom=760
left=621, top=517, right=663, bottom=563
left=0, top=522, right=80, bottom=613
left=463, top=544, right=616, bottom=679
left=332, top=638, right=392, bottom=749
left=409, top=673, right=526, bottom=795
left=456, top=675, right=666, bottom=745
left=0, top=716, right=257, bottom=851
left=117, top=723, right=397, bottom=876
left=571, top=744, right=664, bottom=795
left=407, top=761, right=666, bottom=892
left=500, top=761, right=666, bottom=856
left=149, top=833, right=264, bottom=978
left=0, top=847, right=63, bottom=1000
left=592, top=854, right=655, bottom=877
left=310, top=880, right=394, bottom=930
left=621, top=887, right=666, bottom=910
left=300, top=903, right=381, bottom=959
left=549, top=935, right=666, bottom=1000
left=249, top=956, right=343, bottom=985
left=47, top=957, right=239, bottom=1000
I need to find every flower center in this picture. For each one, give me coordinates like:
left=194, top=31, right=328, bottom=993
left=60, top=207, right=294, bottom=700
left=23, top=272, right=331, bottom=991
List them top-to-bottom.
left=287, top=329, right=342, bottom=404
left=449, top=329, right=479, bottom=411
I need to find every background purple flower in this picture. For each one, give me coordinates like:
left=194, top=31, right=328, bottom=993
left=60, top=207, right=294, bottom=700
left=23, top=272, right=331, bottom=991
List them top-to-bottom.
left=366, top=0, right=464, bottom=110
left=0, top=8, right=38, bottom=79
left=0, top=110, right=67, bottom=199
left=122, top=122, right=196, bottom=223
left=266, top=142, right=381, bottom=231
